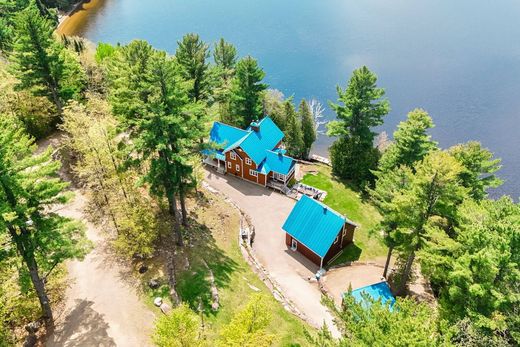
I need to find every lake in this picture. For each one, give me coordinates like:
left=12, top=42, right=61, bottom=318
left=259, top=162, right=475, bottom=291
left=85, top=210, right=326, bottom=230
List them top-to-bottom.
left=61, top=0, right=520, bottom=198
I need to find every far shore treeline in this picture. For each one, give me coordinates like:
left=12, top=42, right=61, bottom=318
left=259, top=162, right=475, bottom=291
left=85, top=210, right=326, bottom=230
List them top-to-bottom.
left=0, top=1, right=519, bottom=346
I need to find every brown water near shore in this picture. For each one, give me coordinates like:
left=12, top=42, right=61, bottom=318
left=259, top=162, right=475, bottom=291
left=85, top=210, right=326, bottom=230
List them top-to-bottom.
left=57, top=0, right=105, bottom=36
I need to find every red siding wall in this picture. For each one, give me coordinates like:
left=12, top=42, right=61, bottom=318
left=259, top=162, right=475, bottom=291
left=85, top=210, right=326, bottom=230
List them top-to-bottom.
left=225, top=148, right=265, bottom=186
left=286, top=222, right=357, bottom=267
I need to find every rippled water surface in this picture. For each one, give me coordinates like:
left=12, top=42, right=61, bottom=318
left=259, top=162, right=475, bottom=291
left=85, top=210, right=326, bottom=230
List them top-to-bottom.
left=66, top=0, right=520, bottom=198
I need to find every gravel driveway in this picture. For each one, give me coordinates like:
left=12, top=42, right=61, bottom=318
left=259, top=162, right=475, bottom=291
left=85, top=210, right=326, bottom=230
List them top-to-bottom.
left=205, top=169, right=340, bottom=336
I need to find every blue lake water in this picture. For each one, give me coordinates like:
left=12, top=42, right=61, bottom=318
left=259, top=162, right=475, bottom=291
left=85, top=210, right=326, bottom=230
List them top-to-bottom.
left=68, top=0, right=520, bottom=198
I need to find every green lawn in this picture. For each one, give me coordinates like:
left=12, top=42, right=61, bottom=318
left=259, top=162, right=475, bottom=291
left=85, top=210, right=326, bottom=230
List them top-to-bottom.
left=300, top=164, right=386, bottom=263
left=174, top=191, right=311, bottom=346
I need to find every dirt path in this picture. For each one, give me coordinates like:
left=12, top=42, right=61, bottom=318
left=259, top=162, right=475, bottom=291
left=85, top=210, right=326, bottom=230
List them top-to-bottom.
left=39, top=134, right=156, bottom=346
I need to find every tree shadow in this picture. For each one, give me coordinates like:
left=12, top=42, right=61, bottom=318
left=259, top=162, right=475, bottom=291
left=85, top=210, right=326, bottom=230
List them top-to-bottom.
left=175, top=218, right=238, bottom=316
left=329, top=243, right=362, bottom=266
left=47, top=299, right=115, bottom=347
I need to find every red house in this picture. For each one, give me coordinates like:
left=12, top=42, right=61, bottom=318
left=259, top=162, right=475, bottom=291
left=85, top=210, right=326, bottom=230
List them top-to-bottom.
left=203, top=117, right=296, bottom=190
left=282, top=195, right=357, bottom=268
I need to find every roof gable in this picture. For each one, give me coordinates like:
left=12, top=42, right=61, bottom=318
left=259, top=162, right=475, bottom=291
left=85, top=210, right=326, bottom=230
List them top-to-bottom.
left=230, top=117, right=284, bottom=165
left=209, top=122, right=248, bottom=151
left=261, top=150, right=295, bottom=175
left=282, top=195, right=346, bottom=258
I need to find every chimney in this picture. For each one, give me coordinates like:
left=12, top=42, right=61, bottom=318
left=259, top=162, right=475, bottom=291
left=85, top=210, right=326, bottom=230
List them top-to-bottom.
left=250, top=120, right=260, bottom=132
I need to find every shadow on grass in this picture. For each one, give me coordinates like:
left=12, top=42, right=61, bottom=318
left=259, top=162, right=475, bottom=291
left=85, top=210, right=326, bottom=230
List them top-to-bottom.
left=176, top=217, right=238, bottom=316
left=330, top=243, right=362, bottom=266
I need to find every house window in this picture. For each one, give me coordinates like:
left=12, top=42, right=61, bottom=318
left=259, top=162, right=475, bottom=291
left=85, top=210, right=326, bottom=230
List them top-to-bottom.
left=230, top=152, right=236, bottom=160
left=245, top=157, right=252, bottom=165
left=227, top=162, right=231, bottom=168
left=236, top=164, right=240, bottom=172
left=249, top=169, right=258, bottom=177
left=291, top=238, right=297, bottom=251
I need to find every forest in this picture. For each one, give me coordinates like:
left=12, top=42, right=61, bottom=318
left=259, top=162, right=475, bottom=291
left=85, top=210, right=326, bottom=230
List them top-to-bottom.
left=0, top=1, right=519, bottom=346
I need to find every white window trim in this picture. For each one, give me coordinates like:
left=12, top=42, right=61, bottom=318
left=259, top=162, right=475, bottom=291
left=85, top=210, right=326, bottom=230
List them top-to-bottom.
left=230, top=152, right=236, bottom=160
left=245, top=157, right=252, bottom=165
left=227, top=162, right=231, bottom=168
left=236, top=164, right=240, bottom=171
left=249, top=169, right=258, bottom=177
left=334, top=235, right=339, bottom=244
left=291, top=239, right=297, bottom=251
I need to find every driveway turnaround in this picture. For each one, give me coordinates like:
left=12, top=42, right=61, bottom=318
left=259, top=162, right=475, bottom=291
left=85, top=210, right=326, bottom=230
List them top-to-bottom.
left=205, top=169, right=340, bottom=336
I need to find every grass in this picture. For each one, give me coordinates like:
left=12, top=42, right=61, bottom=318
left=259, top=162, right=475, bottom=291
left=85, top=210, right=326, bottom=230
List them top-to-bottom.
left=300, top=164, right=386, bottom=264
left=173, top=190, right=311, bottom=346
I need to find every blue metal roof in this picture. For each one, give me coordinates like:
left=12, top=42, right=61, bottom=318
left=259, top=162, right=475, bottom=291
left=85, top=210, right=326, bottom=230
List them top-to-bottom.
left=232, top=117, right=285, bottom=165
left=209, top=122, right=248, bottom=151
left=263, top=150, right=295, bottom=175
left=282, top=195, right=346, bottom=258
left=347, top=281, right=396, bottom=310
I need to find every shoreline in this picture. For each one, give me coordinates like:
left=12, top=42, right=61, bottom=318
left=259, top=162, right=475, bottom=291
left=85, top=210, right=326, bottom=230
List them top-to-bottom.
left=56, top=0, right=104, bottom=36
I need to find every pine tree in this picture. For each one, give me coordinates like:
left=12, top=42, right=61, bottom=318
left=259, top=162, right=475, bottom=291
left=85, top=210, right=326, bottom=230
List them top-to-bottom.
left=9, top=4, right=84, bottom=116
left=175, top=33, right=211, bottom=102
left=213, top=37, right=237, bottom=78
left=108, top=40, right=199, bottom=246
left=230, top=56, right=267, bottom=127
left=327, top=66, right=389, bottom=184
left=284, top=99, right=304, bottom=158
left=299, top=99, right=316, bottom=159
left=378, top=108, right=437, bottom=173
left=0, top=115, right=90, bottom=325
left=448, top=141, right=502, bottom=200
left=388, top=152, right=467, bottom=295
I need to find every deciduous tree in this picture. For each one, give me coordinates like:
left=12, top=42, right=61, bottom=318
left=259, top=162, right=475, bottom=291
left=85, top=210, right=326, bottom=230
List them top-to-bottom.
left=284, top=99, right=304, bottom=158
left=218, top=294, right=274, bottom=347
left=153, top=303, right=204, bottom=347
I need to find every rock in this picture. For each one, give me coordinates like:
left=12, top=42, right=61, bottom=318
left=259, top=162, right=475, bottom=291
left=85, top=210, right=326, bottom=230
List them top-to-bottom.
left=138, top=265, right=148, bottom=274
left=148, top=279, right=160, bottom=289
left=247, top=283, right=260, bottom=292
left=153, top=297, right=163, bottom=307
left=160, top=302, right=172, bottom=314
left=24, top=321, right=40, bottom=333
left=23, top=334, right=37, bottom=347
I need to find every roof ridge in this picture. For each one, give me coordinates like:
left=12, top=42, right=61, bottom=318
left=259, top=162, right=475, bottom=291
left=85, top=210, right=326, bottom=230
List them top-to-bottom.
left=214, top=121, right=249, bottom=133
left=300, top=195, right=346, bottom=220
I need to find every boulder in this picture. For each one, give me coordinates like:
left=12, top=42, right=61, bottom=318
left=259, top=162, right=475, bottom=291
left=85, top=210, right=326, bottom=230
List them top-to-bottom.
left=138, top=265, right=148, bottom=274
left=148, top=279, right=160, bottom=289
left=153, top=297, right=163, bottom=307
left=160, top=302, right=172, bottom=315
left=24, top=321, right=40, bottom=333
left=23, top=334, right=37, bottom=347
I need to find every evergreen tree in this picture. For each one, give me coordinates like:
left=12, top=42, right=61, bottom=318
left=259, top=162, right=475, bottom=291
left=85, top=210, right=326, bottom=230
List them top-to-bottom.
left=9, top=4, right=84, bottom=116
left=175, top=33, right=211, bottom=102
left=213, top=37, right=237, bottom=78
left=108, top=40, right=199, bottom=246
left=229, top=56, right=267, bottom=127
left=327, top=66, right=390, bottom=184
left=263, top=89, right=286, bottom=131
left=284, top=99, right=304, bottom=158
left=299, top=99, right=316, bottom=159
left=378, top=108, right=437, bottom=173
left=0, top=115, right=89, bottom=325
left=448, top=141, right=502, bottom=200
left=377, top=152, right=466, bottom=295
left=421, top=197, right=520, bottom=344
left=316, top=293, right=442, bottom=346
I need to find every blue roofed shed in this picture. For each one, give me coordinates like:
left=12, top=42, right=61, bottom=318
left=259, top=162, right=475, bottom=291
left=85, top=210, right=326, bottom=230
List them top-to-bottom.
left=282, top=195, right=357, bottom=268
